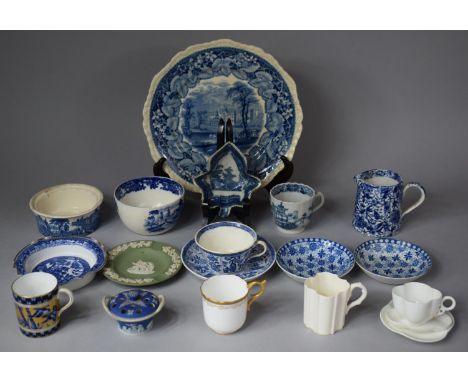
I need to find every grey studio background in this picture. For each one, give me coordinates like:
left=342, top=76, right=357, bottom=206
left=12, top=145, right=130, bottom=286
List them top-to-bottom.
left=1, top=31, right=467, bottom=351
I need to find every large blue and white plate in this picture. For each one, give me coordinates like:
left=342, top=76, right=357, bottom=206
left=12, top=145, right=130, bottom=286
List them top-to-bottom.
left=143, top=39, right=303, bottom=193
left=14, top=236, right=106, bottom=290
left=181, top=236, right=276, bottom=281
left=276, top=238, right=355, bottom=282
left=355, top=239, right=432, bottom=285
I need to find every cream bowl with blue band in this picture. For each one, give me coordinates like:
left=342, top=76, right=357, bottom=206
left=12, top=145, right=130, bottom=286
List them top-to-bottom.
left=195, top=221, right=268, bottom=274
left=12, top=272, right=74, bottom=338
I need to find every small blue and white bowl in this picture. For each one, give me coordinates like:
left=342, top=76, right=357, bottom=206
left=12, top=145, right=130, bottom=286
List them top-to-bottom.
left=114, top=176, right=184, bottom=235
left=29, top=183, right=103, bottom=236
left=14, top=236, right=106, bottom=290
left=276, top=238, right=355, bottom=282
left=355, top=238, right=432, bottom=285
left=102, top=289, right=165, bottom=335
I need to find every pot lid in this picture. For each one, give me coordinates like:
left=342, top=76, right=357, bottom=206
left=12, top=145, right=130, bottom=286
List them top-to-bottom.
left=107, top=289, right=160, bottom=319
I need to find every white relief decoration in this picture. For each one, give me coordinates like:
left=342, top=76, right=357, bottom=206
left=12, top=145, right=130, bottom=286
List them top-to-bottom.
left=127, top=260, right=155, bottom=275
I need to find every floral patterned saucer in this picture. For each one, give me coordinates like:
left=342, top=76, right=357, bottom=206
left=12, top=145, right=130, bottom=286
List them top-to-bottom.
left=143, top=39, right=303, bottom=193
left=181, top=236, right=275, bottom=281
left=276, top=238, right=355, bottom=282
left=103, top=241, right=182, bottom=286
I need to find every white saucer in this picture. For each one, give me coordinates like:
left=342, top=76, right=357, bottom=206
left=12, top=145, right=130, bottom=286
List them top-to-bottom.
left=380, top=302, right=455, bottom=343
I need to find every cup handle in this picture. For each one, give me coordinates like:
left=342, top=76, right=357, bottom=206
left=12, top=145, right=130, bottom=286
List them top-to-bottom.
left=401, top=182, right=426, bottom=219
left=311, top=191, right=325, bottom=213
left=249, top=240, right=268, bottom=260
left=247, top=279, right=267, bottom=311
left=346, top=282, right=367, bottom=314
left=57, top=288, right=74, bottom=317
left=154, top=295, right=165, bottom=316
left=437, top=296, right=456, bottom=316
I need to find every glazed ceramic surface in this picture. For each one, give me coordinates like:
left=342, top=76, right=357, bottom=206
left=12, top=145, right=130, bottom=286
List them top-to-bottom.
left=142, top=39, right=303, bottom=192
left=194, top=142, right=261, bottom=217
left=353, top=169, right=426, bottom=237
left=114, top=176, right=184, bottom=235
left=270, top=182, right=325, bottom=234
left=29, top=183, right=103, bottom=236
left=194, top=221, right=267, bottom=274
left=15, top=236, right=106, bottom=290
left=181, top=236, right=275, bottom=281
left=276, top=238, right=355, bottom=282
left=355, top=239, right=432, bottom=284
left=103, top=240, right=182, bottom=286
left=12, top=272, right=73, bottom=338
left=304, top=272, right=367, bottom=335
left=201, top=275, right=266, bottom=334
left=392, top=283, right=456, bottom=325
left=102, top=289, right=165, bottom=335
left=380, top=302, right=455, bottom=343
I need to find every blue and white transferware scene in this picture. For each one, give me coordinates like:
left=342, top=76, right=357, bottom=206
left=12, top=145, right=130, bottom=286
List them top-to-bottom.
left=5, top=35, right=460, bottom=351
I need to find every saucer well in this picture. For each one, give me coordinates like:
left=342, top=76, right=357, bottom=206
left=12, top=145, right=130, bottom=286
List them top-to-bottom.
left=181, top=236, right=276, bottom=281
left=380, top=302, right=455, bottom=343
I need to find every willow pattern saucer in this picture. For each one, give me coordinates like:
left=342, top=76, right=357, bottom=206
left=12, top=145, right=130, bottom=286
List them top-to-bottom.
left=143, top=39, right=303, bottom=192
left=181, top=236, right=276, bottom=281
left=103, top=241, right=182, bottom=286
left=380, top=302, right=455, bottom=343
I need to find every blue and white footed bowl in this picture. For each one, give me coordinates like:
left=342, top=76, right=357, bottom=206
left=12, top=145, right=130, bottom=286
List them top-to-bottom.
left=114, top=176, right=184, bottom=235
left=29, top=183, right=103, bottom=236
left=14, top=236, right=106, bottom=290
left=276, top=238, right=355, bottom=282
left=355, top=239, right=432, bottom=285
left=102, top=289, right=165, bottom=335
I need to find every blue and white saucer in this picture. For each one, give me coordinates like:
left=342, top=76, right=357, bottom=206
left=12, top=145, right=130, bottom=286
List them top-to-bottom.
left=181, top=236, right=275, bottom=281
left=276, top=238, right=355, bottom=283
left=355, top=239, right=432, bottom=285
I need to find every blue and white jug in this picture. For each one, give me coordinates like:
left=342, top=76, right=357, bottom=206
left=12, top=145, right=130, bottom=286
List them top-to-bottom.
left=352, top=169, right=425, bottom=238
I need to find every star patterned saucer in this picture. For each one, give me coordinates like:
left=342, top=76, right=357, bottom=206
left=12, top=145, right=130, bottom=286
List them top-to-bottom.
left=181, top=236, right=275, bottom=281
left=276, top=238, right=355, bottom=282
left=380, top=302, right=455, bottom=343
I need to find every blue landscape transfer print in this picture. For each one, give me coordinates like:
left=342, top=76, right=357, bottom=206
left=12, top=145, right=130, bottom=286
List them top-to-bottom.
left=149, top=46, right=297, bottom=184
left=195, top=142, right=260, bottom=217
left=35, top=208, right=100, bottom=236
left=355, top=239, right=432, bottom=279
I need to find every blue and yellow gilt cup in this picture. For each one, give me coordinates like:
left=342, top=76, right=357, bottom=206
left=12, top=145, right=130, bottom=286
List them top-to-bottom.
left=12, top=272, right=74, bottom=338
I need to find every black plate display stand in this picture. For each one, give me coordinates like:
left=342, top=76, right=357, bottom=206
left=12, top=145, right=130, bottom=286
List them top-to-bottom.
left=153, top=119, right=294, bottom=225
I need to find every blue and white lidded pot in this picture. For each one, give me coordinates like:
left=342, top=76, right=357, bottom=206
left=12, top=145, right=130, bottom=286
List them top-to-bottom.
left=102, top=289, right=165, bottom=335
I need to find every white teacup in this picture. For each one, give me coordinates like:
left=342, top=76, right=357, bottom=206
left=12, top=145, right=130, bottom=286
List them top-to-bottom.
left=201, top=274, right=266, bottom=334
left=392, top=282, right=456, bottom=325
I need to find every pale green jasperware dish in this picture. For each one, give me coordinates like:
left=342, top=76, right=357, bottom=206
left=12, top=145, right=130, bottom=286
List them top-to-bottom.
left=103, top=240, right=182, bottom=286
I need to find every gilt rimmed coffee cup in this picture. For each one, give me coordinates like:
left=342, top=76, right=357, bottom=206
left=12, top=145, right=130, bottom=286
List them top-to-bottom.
left=270, top=183, right=325, bottom=234
left=195, top=221, right=267, bottom=274
left=12, top=272, right=74, bottom=338
left=201, top=274, right=267, bottom=334
left=392, top=282, right=456, bottom=326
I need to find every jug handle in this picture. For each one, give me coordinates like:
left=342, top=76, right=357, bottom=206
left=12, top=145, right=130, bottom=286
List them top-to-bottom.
left=401, top=182, right=426, bottom=219
left=346, top=282, right=367, bottom=314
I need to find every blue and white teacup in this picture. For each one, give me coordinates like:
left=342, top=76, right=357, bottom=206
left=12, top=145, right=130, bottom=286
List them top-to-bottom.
left=353, top=169, right=426, bottom=238
left=270, top=183, right=325, bottom=234
left=195, top=222, right=267, bottom=274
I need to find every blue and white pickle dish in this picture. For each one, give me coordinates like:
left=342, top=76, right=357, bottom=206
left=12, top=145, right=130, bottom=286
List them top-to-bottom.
left=194, top=142, right=261, bottom=218
left=353, top=169, right=426, bottom=238
left=114, top=176, right=184, bottom=235
left=270, top=182, right=325, bottom=234
left=29, top=183, right=103, bottom=236
left=194, top=221, right=268, bottom=274
left=181, top=235, right=276, bottom=281
left=14, top=236, right=106, bottom=290
left=276, top=238, right=355, bottom=282
left=355, top=239, right=432, bottom=285
left=102, top=289, right=165, bottom=335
